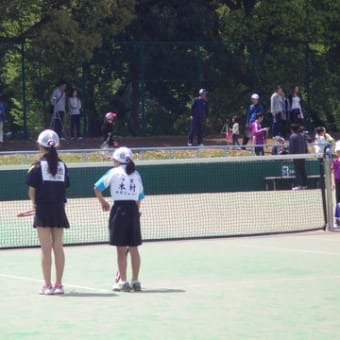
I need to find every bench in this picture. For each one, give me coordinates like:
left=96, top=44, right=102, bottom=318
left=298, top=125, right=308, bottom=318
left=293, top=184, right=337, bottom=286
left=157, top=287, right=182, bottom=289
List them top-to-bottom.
left=264, top=175, right=321, bottom=191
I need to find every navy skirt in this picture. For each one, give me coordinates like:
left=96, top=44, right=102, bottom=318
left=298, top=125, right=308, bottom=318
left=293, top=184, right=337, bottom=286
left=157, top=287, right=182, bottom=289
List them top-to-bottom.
left=109, top=201, right=142, bottom=246
left=33, top=203, right=70, bottom=228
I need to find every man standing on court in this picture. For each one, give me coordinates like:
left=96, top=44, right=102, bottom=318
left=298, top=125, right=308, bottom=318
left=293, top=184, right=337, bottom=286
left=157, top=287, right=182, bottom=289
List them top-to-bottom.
left=50, top=80, right=67, bottom=138
left=188, top=88, right=208, bottom=146
left=242, top=93, right=263, bottom=149
left=288, top=123, right=308, bottom=190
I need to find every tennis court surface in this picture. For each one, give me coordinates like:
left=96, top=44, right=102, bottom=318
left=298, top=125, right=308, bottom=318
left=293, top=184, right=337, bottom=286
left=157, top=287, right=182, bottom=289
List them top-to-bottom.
left=1, top=153, right=339, bottom=339
left=1, top=233, right=340, bottom=339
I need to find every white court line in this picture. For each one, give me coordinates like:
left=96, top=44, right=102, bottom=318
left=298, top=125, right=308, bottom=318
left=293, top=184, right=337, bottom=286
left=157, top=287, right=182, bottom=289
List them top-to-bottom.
left=242, top=244, right=340, bottom=256
left=3, top=272, right=340, bottom=292
left=0, top=273, right=111, bottom=293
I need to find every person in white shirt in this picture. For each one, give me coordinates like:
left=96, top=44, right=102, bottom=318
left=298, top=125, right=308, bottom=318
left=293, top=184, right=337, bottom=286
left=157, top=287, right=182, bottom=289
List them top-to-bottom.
left=289, top=85, right=304, bottom=125
left=68, top=88, right=82, bottom=140
left=231, top=115, right=240, bottom=147
left=314, top=126, right=328, bottom=153
left=94, top=147, right=144, bottom=292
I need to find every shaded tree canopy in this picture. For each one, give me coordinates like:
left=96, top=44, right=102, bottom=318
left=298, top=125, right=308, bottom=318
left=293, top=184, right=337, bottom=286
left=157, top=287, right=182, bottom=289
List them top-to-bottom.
left=0, top=0, right=339, bottom=138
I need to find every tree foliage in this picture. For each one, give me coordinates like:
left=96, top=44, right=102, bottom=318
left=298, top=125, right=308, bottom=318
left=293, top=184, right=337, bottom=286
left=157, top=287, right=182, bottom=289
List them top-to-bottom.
left=1, top=0, right=340, bottom=138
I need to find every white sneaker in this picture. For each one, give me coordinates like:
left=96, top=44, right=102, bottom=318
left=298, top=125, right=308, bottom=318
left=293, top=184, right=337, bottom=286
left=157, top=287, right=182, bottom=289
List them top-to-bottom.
left=187, top=143, right=192, bottom=146
left=199, top=144, right=204, bottom=147
left=131, top=280, right=142, bottom=292
left=112, top=281, right=130, bottom=292
left=53, top=283, right=64, bottom=295
left=40, top=284, right=54, bottom=295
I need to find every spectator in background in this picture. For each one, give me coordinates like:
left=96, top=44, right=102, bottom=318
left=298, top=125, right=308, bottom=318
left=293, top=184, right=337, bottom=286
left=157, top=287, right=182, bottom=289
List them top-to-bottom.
left=50, top=80, right=67, bottom=138
left=270, top=85, right=285, bottom=137
left=289, top=85, right=304, bottom=125
left=68, top=88, right=82, bottom=140
left=188, top=88, right=208, bottom=146
left=242, top=93, right=263, bottom=149
left=0, top=94, right=5, bottom=144
left=250, top=112, right=269, bottom=156
left=231, top=115, right=240, bottom=147
left=289, top=124, right=308, bottom=190
left=314, top=126, right=328, bottom=154
left=323, top=127, right=335, bottom=143
left=271, top=136, right=288, bottom=155
left=331, top=141, right=340, bottom=204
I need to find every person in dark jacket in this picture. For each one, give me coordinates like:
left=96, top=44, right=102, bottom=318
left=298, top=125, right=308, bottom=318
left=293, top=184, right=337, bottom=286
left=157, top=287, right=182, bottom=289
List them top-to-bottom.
left=187, top=89, right=208, bottom=146
left=288, top=124, right=308, bottom=190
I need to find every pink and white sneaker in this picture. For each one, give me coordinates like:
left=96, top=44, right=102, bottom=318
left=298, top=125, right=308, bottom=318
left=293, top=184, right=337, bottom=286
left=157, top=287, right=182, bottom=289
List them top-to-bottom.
left=53, top=283, right=64, bottom=295
left=40, top=284, right=54, bottom=295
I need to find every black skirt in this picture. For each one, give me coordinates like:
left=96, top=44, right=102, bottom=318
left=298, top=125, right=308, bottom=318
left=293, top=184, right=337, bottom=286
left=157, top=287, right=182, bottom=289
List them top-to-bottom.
left=109, top=201, right=142, bottom=246
left=33, top=203, right=70, bottom=228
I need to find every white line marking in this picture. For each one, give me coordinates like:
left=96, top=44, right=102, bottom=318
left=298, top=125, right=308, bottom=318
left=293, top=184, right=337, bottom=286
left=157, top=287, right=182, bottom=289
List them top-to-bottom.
left=242, top=244, right=340, bottom=256
left=4, top=272, right=340, bottom=292
left=0, top=273, right=111, bottom=293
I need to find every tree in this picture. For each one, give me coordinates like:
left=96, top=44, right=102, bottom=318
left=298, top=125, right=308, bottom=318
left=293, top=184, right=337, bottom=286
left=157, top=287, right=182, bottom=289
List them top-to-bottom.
left=0, top=0, right=135, bottom=137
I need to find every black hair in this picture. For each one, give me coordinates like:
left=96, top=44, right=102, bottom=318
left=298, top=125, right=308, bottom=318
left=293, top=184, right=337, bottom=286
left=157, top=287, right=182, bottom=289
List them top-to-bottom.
left=58, top=79, right=67, bottom=86
left=69, top=88, right=78, bottom=97
left=232, top=115, right=239, bottom=123
left=290, top=123, right=299, bottom=133
left=298, top=125, right=305, bottom=133
left=315, top=126, right=324, bottom=134
left=45, top=144, right=59, bottom=176
left=125, top=159, right=136, bottom=175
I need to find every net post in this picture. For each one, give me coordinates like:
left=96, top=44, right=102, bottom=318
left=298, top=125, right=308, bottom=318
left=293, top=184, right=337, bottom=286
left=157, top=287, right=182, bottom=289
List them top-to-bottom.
left=324, top=152, right=334, bottom=230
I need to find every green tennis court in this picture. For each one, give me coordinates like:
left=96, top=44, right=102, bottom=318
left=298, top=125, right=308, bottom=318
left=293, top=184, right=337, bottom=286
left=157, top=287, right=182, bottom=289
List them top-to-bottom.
left=1, top=233, right=340, bottom=339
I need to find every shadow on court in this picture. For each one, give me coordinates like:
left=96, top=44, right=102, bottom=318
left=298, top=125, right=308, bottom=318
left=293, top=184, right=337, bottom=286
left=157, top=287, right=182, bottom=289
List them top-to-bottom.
left=2, top=234, right=340, bottom=339
left=140, top=288, right=185, bottom=293
left=61, top=292, right=116, bottom=298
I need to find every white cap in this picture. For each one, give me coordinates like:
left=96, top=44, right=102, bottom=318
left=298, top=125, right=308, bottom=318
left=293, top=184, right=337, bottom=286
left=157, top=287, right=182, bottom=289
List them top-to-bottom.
left=199, top=88, right=208, bottom=95
left=251, top=93, right=259, bottom=100
left=36, top=129, right=60, bottom=148
left=335, top=141, right=340, bottom=152
left=112, top=147, right=133, bottom=164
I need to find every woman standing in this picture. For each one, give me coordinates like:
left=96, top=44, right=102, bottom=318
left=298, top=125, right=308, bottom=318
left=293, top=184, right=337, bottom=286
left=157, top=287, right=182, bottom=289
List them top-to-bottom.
left=289, top=85, right=304, bottom=125
left=68, top=88, right=82, bottom=140
left=25, top=129, right=70, bottom=295
left=94, top=147, right=144, bottom=292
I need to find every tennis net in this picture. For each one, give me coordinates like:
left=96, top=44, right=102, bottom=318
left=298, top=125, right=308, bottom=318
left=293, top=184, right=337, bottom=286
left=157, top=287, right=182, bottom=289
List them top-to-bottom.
left=0, top=153, right=330, bottom=249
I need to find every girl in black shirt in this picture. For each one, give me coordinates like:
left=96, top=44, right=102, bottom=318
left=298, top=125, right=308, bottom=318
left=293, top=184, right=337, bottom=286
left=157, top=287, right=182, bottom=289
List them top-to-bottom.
left=25, top=129, right=70, bottom=295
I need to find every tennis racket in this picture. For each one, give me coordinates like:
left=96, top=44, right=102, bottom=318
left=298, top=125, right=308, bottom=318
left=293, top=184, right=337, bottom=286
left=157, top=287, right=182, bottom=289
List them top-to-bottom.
left=17, top=209, right=35, bottom=217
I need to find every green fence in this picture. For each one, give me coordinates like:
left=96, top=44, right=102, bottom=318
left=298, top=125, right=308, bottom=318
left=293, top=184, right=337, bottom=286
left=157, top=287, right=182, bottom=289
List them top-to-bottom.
left=3, top=40, right=340, bottom=139
left=0, top=159, right=322, bottom=201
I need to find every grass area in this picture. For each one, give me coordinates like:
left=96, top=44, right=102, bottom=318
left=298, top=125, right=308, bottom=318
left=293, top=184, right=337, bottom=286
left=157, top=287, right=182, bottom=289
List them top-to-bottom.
left=0, top=142, right=316, bottom=166
left=0, top=147, right=262, bottom=165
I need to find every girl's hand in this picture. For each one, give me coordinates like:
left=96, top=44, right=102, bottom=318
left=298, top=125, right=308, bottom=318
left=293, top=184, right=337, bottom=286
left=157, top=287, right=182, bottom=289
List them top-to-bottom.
left=332, top=184, right=335, bottom=191
left=101, top=200, right=110, bottom=211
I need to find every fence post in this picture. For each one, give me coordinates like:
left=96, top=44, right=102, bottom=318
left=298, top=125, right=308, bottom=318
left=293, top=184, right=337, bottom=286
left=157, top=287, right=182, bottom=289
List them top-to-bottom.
left=21, top=40, right=28, bottom=139
left=251, top=40, right=257, bottom=93
left=196, top=41, right=202, bottom=89
left=139, top=42, right=145, bottom=136
left=305, top=43, right=312, bottom=132
left=81, top=64, right=87, bottom=137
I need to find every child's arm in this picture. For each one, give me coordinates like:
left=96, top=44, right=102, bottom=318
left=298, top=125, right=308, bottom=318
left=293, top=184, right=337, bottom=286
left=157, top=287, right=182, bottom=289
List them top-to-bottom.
left=93, top=186, right=110, bottom=211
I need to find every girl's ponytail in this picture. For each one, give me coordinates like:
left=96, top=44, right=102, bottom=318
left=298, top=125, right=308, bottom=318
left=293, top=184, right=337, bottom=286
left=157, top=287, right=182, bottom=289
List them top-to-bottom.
left=46, top=140, right=59, bottom=176
left=125, top=158, right=136, bottom=175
